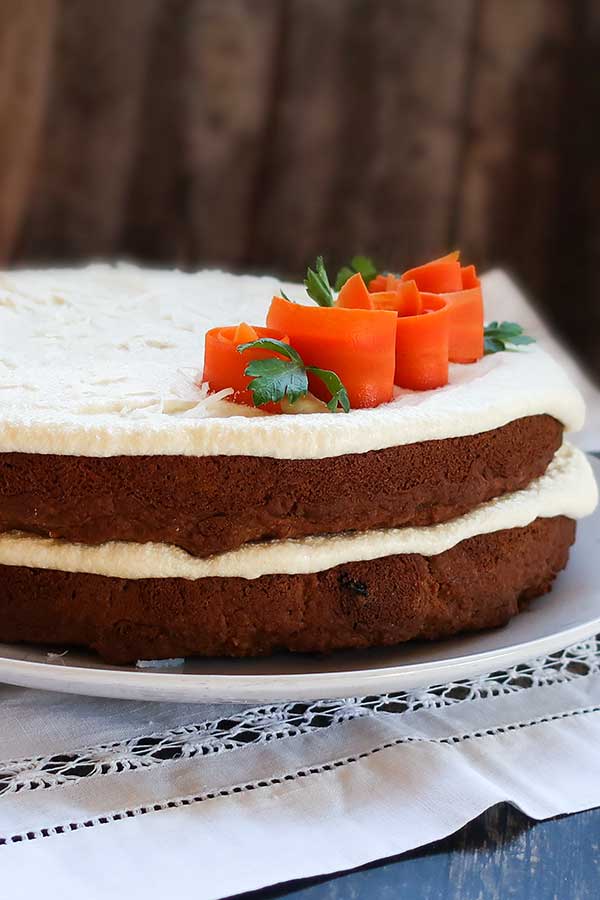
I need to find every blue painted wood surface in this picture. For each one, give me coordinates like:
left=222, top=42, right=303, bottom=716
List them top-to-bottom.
left=243, top=804, right=600, bottom=899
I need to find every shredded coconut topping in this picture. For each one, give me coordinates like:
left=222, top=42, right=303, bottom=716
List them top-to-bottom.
left=0, top=264, right=586, bottom=458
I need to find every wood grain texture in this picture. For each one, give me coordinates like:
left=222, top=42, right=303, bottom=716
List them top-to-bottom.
left=0, top=0, right=597, bottom=377
left=0, top=0, right=56, bottom=262
left=16, top=0, right=161, bottom=262
left=123, top=0, right=280, bottom=266
left=182, top=0, right=282, bottom=266
left=247, top=0, right=352, bottom=272
left=250, top=0, right=474, bottom=276
left=344, top=0, right=473, bottom=270
left=454, top=0, right=599, bottom=375
left=549, top=0, right=600, bottom=377
left=454, top=1, right=569, bottom=281
left=245, top=804, right=600, bottom=899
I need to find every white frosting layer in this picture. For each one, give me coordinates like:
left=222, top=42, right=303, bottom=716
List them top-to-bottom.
left=0, top=264, right=586, bottom=458
left=0, top=444, right=595, bottom=580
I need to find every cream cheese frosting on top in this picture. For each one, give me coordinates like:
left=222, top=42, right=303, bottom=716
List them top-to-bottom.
left=0, top=264, right=586, bottom=459
left=0, top=443, right=595, bottom=579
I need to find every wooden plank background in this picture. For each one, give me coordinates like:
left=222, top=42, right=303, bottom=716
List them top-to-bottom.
left=0, top=0, right=598, bottom=379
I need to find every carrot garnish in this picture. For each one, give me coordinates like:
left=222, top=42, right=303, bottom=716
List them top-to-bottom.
left=401, top=252, right=463, bottom=294
left=397, top=254, right=484, bottom=363
left=336, top=272, right=374, bottom=309
left=368, top=273, right=389, bottom=293
left=371, top=279, right=423, bottom=316
left=441, top=286, right=484, bottom=363
left=393, top=294, right=450, bottom=391
left=267, top=295, right=397, bottom=408
left=202, top=323, right=290, bottom=407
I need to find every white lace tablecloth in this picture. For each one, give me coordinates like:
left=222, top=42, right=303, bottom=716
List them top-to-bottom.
left=1, top=271, right=600, bottom=899
left=2, top=639, right=600, bottom=899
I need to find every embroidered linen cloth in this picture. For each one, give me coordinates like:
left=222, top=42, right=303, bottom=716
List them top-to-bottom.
left=1, top=271, right=600, bottom=899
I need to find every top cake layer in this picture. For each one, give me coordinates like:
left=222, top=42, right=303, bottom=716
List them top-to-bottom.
left=0, top=264, right=585, bottom=459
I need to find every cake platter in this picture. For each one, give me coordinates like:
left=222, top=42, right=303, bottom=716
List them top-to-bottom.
left=0, top=454, right=598, bottom=704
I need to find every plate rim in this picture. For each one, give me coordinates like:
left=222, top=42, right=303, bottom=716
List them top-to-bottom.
left=1, top=615, right=600, bottom=703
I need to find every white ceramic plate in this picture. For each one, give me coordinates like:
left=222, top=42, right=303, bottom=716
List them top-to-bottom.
left=1, top=457, right=599, bottom=704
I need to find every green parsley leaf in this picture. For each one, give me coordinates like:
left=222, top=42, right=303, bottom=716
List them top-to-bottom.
left=334, top=255, right=378, bottom=291
left=350, top=255, right=378, bottom=284
left=305, top=256, right=334, bottom=307
left=334, top=266, right=355, bottom=292
left=280, top=288, right=292, bottom=302
left=484, top=321, right=536, bottom=354
left=490, top=321, right=520, bottom=338
left=508, top=333, right=536, bottom=345
left=483, top=336, right=505, bottom=354
left=236, top=337, right=350, bottom=412
left=237, top=337, right=303, bottom=366
left=245, top=357, right=308, bottom=406
left=307, top=366, right=350, bottom=412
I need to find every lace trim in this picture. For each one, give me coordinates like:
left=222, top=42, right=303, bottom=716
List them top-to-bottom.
left=1, top=635, right=598, bottom=800
left=2, top=703, right=599, bottom=846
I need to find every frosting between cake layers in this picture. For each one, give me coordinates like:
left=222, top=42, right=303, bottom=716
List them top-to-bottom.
left=0, top=264, right=586, bottom=459
left=0, top=443, right=595, bottom=580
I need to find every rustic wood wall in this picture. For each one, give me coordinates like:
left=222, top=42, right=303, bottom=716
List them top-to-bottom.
left=0, top=0, right=598, bottom=378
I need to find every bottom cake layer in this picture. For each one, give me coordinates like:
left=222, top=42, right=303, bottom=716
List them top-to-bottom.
left=0, top=516, right=575, bottom=664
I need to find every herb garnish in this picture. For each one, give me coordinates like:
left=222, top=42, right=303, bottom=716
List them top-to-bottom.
left=335, top=255, right=378, bottom=291
left=304, top=256, right=334, bottom=307
left=484, top=321, right=536, bottom=354
left=237, top=338, right=350, bottom=412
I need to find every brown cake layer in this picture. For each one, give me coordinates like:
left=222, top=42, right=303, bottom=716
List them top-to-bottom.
left=0, top=414, right=562, bottom=557
left=0, top=516, right=575, bottom=664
